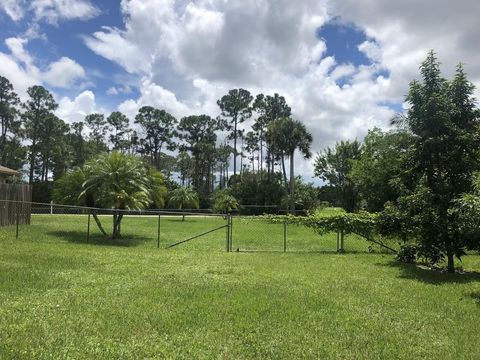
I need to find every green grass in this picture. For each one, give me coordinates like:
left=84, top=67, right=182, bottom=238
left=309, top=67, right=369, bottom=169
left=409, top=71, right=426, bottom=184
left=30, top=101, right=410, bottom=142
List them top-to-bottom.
left=0, top=214, right=479, bottom=359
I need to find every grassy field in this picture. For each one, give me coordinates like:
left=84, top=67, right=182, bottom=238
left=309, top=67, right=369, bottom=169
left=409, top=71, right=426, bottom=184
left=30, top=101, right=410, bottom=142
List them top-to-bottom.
left=0, top=214, right=479, bottom=359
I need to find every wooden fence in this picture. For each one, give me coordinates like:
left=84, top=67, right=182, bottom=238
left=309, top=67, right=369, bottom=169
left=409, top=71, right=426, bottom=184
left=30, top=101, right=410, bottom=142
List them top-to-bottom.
left=0, top=184, right=32, bottom=227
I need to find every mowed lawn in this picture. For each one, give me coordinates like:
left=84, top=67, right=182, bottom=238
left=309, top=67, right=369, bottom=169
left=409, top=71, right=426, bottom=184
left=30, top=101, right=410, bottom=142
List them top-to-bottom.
left=0, top=215, right=479, bottom=359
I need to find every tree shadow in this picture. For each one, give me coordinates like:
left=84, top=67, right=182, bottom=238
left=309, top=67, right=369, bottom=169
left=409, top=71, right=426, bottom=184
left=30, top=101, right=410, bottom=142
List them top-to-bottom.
left=47, top=230, right=150, bottom=247
left=235, top=249, right=369, bottom=254
left=378, top=260, right=480, bottom=284
left=470, top=292, right=480, bottom=304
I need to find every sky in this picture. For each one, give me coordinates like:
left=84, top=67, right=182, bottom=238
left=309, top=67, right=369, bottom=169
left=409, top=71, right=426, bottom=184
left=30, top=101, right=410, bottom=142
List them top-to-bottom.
left=0, top=0, right=479, bottom=179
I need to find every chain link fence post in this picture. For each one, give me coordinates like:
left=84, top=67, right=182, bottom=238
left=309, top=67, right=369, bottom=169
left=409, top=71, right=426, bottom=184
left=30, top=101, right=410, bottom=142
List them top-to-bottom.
left=15, top=202, right=20, bottom=239
left=87, top=209, right=91, bottom=243
left=157, top=213, right=161, bottom=249
left=225, top=215, right=230, bottom=252
left=231, top=215, right=233, bottom=252
left=283, top=221, right=287, bottom=252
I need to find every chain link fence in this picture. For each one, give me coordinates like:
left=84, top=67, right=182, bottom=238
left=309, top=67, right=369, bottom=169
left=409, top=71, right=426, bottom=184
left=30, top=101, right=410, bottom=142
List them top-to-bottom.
left=0, top=200, right=387, bottom=253
left=0, top=200, right=230, bottom=250
left=228, top=215, right=377, bottom=253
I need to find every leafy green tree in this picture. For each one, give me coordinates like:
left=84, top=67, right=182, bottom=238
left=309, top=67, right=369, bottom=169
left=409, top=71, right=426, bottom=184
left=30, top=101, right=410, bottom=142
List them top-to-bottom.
left=385, top=52, right=480, bottom=272
left=0, top=76, right=22, bottom=167
left=23, top=85, right=58, bottom=184
left=217, top=88, right=253, bottom=176
left=253, top=93, right=291, bottom=174
left=134, top=106, right=177, bottom=169
left=107, top=111, right=131, bottom=152
left=85, top=113, right=109, bottom=153
left=37, top=114, right=70, bottom=181
left=178, top=114, right=225, bottom=199
left=267, top=117, right=312, bottom=212
left=66, top=121, right=97, bottom=167
left=350, top=128, right=412, bottom=211
left=244, top=131, right=259, bottom=172
left=314, top=140, right=362, bottom=212
left=215, top=143, right=233, bottom=189
left=175, top=150, right=193, bottom=186
left=146, top=166, right=168, bottom=209
left=53, top=167, right=88, bottom=206
left=230, top=170, right=285, bottom=213
left=287, top=178, right=321, bottom=212
left=168, top=186, right=199, bottom=221
left=212, top=190, right=238, bottom=214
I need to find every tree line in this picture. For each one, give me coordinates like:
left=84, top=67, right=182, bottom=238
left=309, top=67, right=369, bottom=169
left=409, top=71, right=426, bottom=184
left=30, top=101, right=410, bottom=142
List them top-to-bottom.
left=0, top=78, right=313, bottom=209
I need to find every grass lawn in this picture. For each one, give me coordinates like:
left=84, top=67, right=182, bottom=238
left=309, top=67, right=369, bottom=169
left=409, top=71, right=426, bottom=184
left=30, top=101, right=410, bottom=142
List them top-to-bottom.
left=0, top=214, right=479, bottom=359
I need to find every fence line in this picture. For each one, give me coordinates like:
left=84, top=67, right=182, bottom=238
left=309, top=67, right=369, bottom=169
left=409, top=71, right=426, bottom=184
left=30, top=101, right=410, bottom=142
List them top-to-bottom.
left=0, top=200, right=391, bottom=254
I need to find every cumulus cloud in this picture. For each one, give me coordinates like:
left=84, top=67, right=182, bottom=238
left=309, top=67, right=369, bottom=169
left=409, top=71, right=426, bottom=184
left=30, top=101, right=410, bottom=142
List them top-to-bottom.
left=3, top=0, right=480, bottom=178
left=84, top=0, right=401, bottom=178
left=333, top=0, right=480, bottom=100
left=0, top=37, right=86, bottom=97
left=43, top=57, right=86, bottom=88
left=118, top=78, right=192, bottom=119
left=56, top=90, right=102, bottom=123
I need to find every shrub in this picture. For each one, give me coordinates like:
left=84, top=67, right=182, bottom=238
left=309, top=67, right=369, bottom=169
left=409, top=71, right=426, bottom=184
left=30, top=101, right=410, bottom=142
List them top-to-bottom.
left=396, top=245, right=417, bottom=263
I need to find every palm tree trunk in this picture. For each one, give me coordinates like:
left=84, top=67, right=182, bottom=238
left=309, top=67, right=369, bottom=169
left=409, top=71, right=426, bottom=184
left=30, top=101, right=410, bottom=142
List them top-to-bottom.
left=281, top=154, right=289, bottom=194
left=92, top=213, right=108, bottom=236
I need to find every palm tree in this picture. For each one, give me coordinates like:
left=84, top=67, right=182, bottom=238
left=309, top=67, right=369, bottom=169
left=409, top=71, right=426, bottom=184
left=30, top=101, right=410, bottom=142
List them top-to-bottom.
left=267, top=118, right=313, bottom=213
left=81, top=152, right=155, bottom=238
left=168, top=186, right=199, bottom=221
left=212, top=191, right=238, bottom=214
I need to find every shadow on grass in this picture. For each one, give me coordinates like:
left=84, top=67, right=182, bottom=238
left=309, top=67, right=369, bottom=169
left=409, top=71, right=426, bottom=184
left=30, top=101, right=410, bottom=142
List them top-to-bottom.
left=47, top=230, right=151, bottom=247
left=236, top=249, right=371, bottom=254
left=379, top=260, right=480, bottom=284
left=470, top=292, right=480, bottom=304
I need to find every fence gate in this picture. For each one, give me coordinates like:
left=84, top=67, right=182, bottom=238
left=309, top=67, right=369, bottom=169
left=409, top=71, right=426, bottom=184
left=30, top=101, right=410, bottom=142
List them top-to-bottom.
left=163, top=213, right=231, bottom=251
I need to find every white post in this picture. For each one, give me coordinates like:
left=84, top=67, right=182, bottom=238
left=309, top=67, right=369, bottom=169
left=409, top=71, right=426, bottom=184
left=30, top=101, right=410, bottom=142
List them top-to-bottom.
left=50, top=200, right=53, bottom=215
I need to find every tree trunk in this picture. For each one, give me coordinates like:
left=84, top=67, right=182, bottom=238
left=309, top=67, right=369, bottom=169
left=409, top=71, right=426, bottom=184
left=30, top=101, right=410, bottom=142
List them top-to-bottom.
left=233, top=118, right=237, bottom=176
left=260, top=131, right=263, bottom=178
left=29, top=138, right=36, bottom=184
left=240, top=139, right=243, bottom=175
left=289, top=151, right=295, bottom=214
left=281, top=154, right=289, bottom=194
left=112, top=212, right=123, bottom=239
left=92, top=213, right=108, bottom=236
left=447, top=251, right=455, bottom=273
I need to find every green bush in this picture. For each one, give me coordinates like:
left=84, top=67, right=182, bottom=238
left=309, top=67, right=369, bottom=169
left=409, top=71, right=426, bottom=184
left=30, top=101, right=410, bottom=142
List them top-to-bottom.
left=396, top=245, right=417, bottom=263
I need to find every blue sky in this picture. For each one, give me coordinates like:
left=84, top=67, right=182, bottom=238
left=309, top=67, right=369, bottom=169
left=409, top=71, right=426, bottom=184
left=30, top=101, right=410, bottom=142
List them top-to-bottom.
left=0, top=0, right=479, bottom=177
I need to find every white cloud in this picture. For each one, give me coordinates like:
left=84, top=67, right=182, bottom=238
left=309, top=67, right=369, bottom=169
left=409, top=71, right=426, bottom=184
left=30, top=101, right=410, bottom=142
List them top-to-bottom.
left=0, top=0, right=99, bottom=23
left=0, top=0, right=25, bottom=21
left=4, top=0, right=480, bottom=179
left=31, top=0, right=99, bottom=24
left=86, top=0, right=416, bottom=177
left=333, top=0, right=480, bottom=100
left=84, top=27, right=150, bottom=74
left=0, top=37, right=86, bottom=97
left=43, top=56, right=86, bottom=88
left=118, top=78, right=191, bottom=119
left=106, top=84, right=133, bottom=96
left=56, top=90, right=100, bottom=123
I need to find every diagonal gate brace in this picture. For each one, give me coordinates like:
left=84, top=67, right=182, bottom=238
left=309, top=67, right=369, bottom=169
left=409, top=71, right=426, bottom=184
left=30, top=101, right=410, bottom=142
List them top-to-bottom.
left=166, top=224, right=228, bottom=248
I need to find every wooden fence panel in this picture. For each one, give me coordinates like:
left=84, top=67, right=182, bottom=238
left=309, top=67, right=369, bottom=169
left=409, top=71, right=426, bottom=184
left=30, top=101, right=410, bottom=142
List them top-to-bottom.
left=0, top=184, right=32, bottom=227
